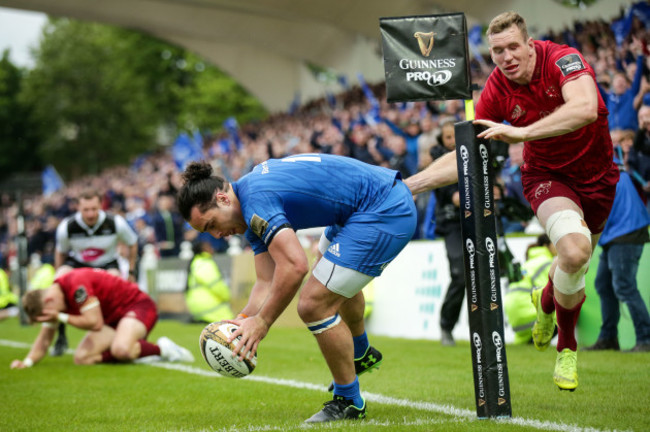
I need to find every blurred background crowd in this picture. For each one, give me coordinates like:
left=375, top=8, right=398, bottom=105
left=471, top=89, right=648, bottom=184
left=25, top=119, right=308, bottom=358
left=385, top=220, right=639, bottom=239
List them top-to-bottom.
left=1, top=10, right=650, bottom=275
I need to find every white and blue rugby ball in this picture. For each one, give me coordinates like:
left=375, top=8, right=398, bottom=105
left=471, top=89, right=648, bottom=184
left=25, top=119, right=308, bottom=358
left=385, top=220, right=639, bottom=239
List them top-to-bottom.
left=199, top=321, right=257, bottom=378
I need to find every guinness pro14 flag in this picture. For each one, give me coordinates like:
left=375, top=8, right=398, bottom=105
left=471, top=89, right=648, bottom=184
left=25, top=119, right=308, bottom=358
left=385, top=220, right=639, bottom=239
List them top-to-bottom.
left=380, top=13, right=472, bottom=102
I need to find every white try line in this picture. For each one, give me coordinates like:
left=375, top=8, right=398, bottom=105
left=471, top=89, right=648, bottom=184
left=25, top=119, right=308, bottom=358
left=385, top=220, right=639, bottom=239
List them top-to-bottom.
left=0, top=339, right=629, bottom=432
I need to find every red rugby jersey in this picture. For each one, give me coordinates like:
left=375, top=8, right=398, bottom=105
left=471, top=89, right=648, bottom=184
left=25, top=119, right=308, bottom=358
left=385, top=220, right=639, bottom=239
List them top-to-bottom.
left=476, top=40, right=613, bottom=183
left=55, top=268, right=149, bottom=326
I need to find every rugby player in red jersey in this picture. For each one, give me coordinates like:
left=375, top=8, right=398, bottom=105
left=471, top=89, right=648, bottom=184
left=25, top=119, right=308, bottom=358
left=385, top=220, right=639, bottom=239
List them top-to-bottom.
left=405, top=11, right=619, bottom=391
left=10, top=268, right=194, bottom=369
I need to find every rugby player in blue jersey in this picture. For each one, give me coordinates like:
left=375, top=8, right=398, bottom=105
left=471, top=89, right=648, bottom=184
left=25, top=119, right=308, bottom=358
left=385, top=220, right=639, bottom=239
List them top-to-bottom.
left=177, top=154, right=417, bottom=423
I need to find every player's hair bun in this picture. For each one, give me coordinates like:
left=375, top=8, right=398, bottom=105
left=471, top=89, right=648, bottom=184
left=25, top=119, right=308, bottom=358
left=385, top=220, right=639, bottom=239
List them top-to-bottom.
left=182, top=161, right=212, bottom=184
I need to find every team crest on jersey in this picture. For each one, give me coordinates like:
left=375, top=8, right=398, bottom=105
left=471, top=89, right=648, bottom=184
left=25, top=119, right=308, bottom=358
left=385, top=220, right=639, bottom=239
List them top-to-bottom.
left=555, top=54, right=585, bottom=77
left=545, top=85, right=560, bottom=99
left=510, top=105, right=525, bottom=121
left=534, top=181, right=553, bottom=199
left=250, top=214, right=269, bottom=239
left=74, top=286, right=88, bottom=304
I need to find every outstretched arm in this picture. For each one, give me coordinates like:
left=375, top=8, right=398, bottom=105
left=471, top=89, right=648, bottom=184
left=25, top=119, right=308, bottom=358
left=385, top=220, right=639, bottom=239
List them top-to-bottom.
left=475, top=74, right=598, bottom=143
left=403, top=150, right=459, bottom=195
left=230, top=229, right=309, bottom=359
left=10, top=325, right=56, bottom=369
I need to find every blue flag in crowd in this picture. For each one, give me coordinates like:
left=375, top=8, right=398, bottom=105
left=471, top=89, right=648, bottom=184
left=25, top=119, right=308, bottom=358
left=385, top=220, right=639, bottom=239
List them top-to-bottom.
left=611, top=2, right=650, bottom=46
left=633, top=2, right=650, bottom=28
left=611, top=14, right=632, bottom=46
left=468, top=24, right=483, bottom=46
left=468, top=24, right=489, bottom=70
left=357, top=72, right=381, bottom=124
left=337, top=74, right=349, bottom=90
left=326, top=91, right=337, bottom=109
left=288, top=92, right=301, bottom=115
left=223, top=117, right=242, bottom=150
left=193, top=130, right=204, bottom=151
left=172, top=132, right=203, bottom=171
left=216, top=138, right=231, bottom=155
left=131, top=153, right=149, bottom=171
left=42, top=165, right=64, bottom=196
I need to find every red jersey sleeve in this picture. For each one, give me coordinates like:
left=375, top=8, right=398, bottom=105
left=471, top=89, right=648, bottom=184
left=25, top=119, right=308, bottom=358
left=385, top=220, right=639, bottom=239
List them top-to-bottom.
left=545, top=42, right=592, bottom=87
left=55, top=269, right=97, bottom=316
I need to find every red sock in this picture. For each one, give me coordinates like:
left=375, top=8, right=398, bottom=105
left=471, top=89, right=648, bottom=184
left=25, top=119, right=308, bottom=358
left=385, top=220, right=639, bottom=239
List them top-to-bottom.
left=541, top=276, right=555, bottom=314
left=554, top=296, right=585, bottom=352
left=138, top=340, right=161, bottom=358
left=101, top=350, right=116, bottom=363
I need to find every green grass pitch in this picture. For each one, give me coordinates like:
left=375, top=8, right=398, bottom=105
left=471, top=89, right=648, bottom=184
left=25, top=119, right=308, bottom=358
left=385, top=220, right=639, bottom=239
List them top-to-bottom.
left=1, top=317, right=648, bottom=431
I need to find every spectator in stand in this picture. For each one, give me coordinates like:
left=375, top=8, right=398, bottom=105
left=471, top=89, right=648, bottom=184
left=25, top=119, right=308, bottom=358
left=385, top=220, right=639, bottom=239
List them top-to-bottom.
left=598, top=38, right=645, bottom=131
left=631, top=105, right=650, bottom=210
left=381, top=113, right=421, bottom=175
left=345, top=123, right=384, bottom=166
left=384, top=134, right=414, bottom=179
left=498, top=142, right=531, bottom=234
left=584, top=142, right=650, bottom=352
left=151, top=194, right=185, bottom=258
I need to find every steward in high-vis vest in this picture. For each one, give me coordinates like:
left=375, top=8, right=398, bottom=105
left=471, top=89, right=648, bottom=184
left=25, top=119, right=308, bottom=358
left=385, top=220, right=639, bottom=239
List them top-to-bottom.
left=504, top=235, right=555, bottom=345
left=186, top=241, right=233, bottom=323
left=30, top=263, right=56, bottom=290
left=0, top=267, right=18, bottom=320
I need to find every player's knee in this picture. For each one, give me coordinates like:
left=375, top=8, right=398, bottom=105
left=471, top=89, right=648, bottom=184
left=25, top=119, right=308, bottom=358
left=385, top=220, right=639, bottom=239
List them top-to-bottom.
left=546, top=209, right=591, bottom=271
left=557, top=236, right=591, bottom=273
left=297, top=294, right=319, bottom=323
left=73, top=351, right=93, bottom=365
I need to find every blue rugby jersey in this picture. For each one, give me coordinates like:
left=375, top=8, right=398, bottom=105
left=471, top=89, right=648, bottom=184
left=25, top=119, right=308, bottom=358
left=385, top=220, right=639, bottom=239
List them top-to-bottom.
left=231, top=154, right=400, bottom=254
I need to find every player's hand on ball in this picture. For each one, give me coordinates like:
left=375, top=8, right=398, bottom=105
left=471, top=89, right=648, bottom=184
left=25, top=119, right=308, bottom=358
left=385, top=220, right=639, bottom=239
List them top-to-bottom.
left=228, top=315, right=269, bottom=361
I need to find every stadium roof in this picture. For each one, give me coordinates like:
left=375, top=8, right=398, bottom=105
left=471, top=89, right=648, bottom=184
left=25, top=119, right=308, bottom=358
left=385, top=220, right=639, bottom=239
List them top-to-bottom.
left=2, top=0, right=633, bottom=111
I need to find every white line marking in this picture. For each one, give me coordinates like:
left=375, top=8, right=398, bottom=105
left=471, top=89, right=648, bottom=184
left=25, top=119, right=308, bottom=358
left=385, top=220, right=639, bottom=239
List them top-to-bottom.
left=0, top=339, right=630, bottom=432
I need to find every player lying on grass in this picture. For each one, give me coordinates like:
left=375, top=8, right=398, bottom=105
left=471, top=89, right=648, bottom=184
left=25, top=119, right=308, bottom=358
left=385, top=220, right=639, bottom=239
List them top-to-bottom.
left=177, top=155, right=417, bottom=423
left=10, top=268, right=194, bottom=369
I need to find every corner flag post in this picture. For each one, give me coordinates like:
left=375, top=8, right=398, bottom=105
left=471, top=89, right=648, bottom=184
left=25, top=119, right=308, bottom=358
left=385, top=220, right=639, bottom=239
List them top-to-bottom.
left=380, top=13, right=512, bottom=418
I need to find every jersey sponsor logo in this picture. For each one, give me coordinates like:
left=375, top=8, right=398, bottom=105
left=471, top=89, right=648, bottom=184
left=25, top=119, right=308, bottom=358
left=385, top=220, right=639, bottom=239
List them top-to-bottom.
left=555, top=54, right=585, bottom=77
left=510, top=104, right=525, bottom=120
left=534, top=181, right=553, bottom=199
left=250, top=214, right=269, bottom=239
left=327, top=243, right=341, bottom=258
left=81, top=248, right=105, bottom=261
left=74, top=286, right=88, bottom=304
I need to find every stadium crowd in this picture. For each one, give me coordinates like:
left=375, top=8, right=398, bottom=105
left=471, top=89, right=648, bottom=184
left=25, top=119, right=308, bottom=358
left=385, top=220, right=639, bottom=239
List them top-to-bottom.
left=0, top=10, right=649, bottom=296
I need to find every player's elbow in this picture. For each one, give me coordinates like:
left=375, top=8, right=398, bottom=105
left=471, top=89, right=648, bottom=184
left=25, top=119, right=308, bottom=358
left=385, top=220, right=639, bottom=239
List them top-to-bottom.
left=579, top=99, right=599, bottom=125
left=88, top=319, right=104, bottom=332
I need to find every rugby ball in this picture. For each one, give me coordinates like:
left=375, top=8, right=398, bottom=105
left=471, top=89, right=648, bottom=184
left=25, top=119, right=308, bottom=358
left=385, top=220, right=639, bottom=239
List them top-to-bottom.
left=199, top=321, right=257, bottom=378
